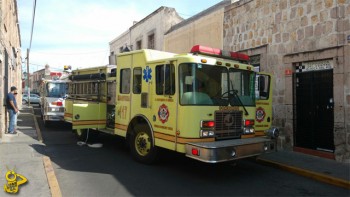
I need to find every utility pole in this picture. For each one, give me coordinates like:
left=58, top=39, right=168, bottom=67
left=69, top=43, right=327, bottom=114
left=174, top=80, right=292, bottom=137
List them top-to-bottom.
left=26, top=48, right=30, bottom=106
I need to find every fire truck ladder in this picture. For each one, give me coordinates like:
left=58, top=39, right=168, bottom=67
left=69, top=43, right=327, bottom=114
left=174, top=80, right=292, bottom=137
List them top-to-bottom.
left=68, top=73, right=107, bottom=101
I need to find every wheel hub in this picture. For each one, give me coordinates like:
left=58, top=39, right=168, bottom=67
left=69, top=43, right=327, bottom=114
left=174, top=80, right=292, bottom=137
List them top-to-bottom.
left=135, top=132, right=151, bottom=156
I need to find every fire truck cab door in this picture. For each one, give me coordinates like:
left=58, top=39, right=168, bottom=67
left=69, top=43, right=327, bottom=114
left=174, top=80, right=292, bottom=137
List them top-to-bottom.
left=255, top=73, right=273, bottom=135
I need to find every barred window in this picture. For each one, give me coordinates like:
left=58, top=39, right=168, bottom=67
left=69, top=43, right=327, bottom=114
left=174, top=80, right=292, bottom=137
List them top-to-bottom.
left=148, top=34, right=155, bottom=49
left=136, top=40, right=142, bottom=50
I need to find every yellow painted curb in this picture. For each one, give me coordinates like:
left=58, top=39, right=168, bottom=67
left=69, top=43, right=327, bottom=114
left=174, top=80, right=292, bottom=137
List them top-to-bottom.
left=32, top=107, right=61, bottom=196
left=43, top=156, right=62, bottom=197
left=257, top=158, right=350, bottom=190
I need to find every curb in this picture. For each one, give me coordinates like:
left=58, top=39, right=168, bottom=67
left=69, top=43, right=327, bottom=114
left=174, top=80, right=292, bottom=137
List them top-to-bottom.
left=32, top=107, right=62, bottom=197
left=43, top=156, right=62, bottom=197
left=257, top=157, right=350, bottom=190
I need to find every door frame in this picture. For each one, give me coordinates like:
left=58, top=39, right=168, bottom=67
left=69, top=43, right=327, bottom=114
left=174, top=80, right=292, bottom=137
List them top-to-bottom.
left=293, top=62, right=335, bottom=156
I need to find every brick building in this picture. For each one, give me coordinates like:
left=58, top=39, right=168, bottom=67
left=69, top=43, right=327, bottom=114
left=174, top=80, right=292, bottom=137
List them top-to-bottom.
left=0, top=0, right=22, bottom=138
left=223, top=0, right=350, bottom=162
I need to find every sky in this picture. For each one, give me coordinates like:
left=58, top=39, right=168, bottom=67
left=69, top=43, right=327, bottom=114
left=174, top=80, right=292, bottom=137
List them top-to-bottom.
left=17, top=0, right=224, bottom=73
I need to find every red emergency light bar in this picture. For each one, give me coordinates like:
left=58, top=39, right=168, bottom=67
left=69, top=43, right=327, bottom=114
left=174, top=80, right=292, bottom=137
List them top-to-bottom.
left=190, top=45, right=250, bottom=62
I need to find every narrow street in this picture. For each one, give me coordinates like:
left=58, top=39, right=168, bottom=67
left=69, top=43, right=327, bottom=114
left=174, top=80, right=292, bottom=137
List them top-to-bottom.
left=32, top=105, right=349, bottom=197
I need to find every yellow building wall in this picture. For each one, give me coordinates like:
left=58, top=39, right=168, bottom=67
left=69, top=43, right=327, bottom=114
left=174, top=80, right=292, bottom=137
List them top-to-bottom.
left=164, top=8, right=224, bottom=54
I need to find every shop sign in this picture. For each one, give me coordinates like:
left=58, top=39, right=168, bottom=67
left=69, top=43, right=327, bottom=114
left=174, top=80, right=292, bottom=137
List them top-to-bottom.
left=296, top=60, right=333, bottom=73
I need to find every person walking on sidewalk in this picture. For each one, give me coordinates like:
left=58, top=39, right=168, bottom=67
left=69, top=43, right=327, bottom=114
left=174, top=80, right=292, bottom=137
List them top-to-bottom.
left=6, top=86, right=19, bottom=134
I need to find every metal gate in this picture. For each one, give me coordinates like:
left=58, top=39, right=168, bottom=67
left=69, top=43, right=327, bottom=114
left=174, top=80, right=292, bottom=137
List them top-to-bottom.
left=294, top=69, right=334, bottom=152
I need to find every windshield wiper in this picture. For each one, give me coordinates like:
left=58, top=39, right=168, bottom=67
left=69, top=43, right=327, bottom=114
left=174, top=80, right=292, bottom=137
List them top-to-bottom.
left=228, top=80, right=249, bottom=115
left=230, top=89, right=249, bottom=116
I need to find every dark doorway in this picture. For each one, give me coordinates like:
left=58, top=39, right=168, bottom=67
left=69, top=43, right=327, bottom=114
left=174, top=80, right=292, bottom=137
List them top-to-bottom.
left=294, top=70, right=334, bottom=152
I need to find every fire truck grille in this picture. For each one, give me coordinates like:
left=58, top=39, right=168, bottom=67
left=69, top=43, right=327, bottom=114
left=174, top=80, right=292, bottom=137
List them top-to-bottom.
left=215, top=110, right=243, bottom=140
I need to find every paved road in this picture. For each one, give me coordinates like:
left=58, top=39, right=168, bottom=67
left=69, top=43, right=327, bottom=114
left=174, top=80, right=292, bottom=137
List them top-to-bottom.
left=33, top=106, right=349, bottom=197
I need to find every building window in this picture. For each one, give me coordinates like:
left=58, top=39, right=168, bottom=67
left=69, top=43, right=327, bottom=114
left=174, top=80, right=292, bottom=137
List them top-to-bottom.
left=148, top=33, right=155, bottom=49
left=136, top=40, right=142, bottom=50
left=250, top=55, right=261, bottom=72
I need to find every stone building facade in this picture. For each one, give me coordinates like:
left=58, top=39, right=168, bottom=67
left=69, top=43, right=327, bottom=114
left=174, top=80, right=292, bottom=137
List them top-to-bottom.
left=0, top=0, right=22, bottom=138
left=164, top=0, right=232, bottom=53
left=223, top=0, right=350, bottom=162
left=109, top=6, right=183, bottom=65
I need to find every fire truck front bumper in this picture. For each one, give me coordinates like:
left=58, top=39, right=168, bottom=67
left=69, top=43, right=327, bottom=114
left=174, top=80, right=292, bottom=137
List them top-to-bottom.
left=185, top=137, right=276, bottom=163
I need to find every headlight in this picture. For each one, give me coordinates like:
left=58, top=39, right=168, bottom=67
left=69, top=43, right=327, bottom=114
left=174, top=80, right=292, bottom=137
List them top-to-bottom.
left=243, top=127, right=255, bottom=134
left=200, top=130, right=215, bottom=137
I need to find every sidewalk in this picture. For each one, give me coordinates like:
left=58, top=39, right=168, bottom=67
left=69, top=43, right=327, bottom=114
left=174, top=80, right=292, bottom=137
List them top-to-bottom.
left=0, top=106, right=60, bottom=197
left=0, top=106, right=349, bottom=197
left=257, top=149, right=350, bottom=189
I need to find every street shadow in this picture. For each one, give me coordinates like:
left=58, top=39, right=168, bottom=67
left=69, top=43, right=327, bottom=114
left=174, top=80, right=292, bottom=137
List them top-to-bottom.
left=24, top=106, right=349, bottom=196
left=29, top=128, right=278, bottom=197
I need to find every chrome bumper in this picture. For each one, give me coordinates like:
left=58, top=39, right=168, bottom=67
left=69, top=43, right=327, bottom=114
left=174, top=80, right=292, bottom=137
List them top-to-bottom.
left=43, top=113, right=64, bottom=121
left=185, top=137, right=276, bottom=163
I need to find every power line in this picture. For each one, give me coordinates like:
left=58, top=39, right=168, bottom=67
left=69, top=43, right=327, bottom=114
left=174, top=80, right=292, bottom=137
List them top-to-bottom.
left=25, top=0, right=37, bottom=97
left=29, top=0, right=37, bottom=50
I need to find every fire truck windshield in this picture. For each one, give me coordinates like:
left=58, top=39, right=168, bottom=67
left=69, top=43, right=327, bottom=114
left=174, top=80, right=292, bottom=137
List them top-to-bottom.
left=179, top=63, right=255, bottom=106
left=46, top=82, right=67, bottom=98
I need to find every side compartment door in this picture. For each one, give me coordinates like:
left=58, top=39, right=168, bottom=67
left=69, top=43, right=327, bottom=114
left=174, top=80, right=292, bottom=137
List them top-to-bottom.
left=115, top=68, right=131, bottom=137
left=255, top=73, right=273, bottom=135
left=71, top=81, right=107, bottom=130
left=72, top=100, right=107, bottom=130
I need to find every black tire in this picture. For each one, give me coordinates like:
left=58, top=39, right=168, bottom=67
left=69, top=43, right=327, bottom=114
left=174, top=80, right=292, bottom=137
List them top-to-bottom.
left=129, top=124, right=158, bottom=164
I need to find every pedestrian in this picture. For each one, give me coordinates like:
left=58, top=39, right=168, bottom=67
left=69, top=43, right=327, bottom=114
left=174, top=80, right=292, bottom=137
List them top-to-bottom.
left=6, top=86, right=19, bottom=134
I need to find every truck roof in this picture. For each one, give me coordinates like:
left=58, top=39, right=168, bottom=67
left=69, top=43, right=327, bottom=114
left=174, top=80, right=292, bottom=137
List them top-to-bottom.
left=117, top=48, right=251, bottom=68
left=117, top=49, right=177, bottom=62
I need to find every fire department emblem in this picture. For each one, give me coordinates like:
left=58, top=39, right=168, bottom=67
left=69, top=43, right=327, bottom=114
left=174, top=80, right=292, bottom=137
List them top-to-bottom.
left=143, top=66, right=152, bottom=82
left=158, top=104, right=169, bottom=123
left=256, top=107, right=266, bottom=122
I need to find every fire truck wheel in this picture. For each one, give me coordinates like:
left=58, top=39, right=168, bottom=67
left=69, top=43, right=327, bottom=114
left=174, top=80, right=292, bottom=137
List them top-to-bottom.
left=130, top=124, right=158, bottom=164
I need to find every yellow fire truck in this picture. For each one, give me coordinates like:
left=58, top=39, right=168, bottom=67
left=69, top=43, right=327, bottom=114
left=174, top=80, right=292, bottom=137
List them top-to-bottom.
left=64, top=45, right=278, bottom=164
